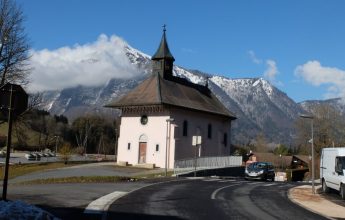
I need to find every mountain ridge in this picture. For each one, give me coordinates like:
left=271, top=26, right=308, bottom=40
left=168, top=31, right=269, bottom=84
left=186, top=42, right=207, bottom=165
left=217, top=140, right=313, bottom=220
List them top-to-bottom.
left=38, top=38, right=343, bottom=145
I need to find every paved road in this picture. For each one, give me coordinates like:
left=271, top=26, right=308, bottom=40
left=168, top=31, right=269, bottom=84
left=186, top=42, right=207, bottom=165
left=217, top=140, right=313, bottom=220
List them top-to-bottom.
left=107, top=178, right=329, bottom=220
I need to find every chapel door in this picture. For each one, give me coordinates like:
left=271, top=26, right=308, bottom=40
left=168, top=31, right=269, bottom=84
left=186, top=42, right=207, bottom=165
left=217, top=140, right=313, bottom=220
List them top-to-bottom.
left=139, top=142, right=147, bottom=164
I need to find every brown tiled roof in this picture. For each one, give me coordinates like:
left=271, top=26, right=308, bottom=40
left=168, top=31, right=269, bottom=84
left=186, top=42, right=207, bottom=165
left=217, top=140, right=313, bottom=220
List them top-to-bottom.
left=106, top=73, right=236, bottom=119
left=248, top=152, right=293, bottom=168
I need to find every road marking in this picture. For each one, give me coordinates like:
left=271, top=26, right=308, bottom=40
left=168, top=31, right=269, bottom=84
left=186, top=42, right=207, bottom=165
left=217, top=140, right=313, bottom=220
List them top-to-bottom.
left=186, top=177, right=205, bottom=180
left=203, top=178, right=222, bottom=182
left=219, top=179, right=236, bottom=183
left=211, top=183, right=241, bottom=200
left=263, top=183, right=277, bottom=187
left=84, top=191, right=128, bottom=214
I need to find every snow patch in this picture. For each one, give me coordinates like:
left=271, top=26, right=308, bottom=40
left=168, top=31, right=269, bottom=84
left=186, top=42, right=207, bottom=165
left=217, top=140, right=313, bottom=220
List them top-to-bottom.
left=0, top=200, right=59, bottom=220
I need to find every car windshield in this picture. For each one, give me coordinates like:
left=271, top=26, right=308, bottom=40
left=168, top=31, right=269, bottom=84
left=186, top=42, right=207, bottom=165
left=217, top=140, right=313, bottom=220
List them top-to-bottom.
left=251, top=162, right=269, bottom=169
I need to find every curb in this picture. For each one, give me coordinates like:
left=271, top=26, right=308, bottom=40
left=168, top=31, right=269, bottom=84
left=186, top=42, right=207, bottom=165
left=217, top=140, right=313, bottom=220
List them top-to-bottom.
left=287, top=186, right=336, bottom=220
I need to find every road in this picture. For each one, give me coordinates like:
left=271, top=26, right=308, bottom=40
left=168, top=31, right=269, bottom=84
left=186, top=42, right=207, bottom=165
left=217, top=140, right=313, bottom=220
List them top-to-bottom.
left=107, top=177, right=329, bottom=220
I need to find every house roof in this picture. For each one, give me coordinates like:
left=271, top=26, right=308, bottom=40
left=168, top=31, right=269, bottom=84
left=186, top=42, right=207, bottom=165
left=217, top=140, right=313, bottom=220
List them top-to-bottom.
left=106, top=73, right=236, bottom=119
left=248, top=152, right=292, bottom=168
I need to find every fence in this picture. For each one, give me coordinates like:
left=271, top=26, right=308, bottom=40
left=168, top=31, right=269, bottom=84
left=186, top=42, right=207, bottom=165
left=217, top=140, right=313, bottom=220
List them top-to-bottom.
left=174, top=155, right=242, bottom=176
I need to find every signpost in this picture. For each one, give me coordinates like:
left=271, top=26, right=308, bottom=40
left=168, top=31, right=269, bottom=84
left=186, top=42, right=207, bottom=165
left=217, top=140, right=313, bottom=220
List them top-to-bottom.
left=1, top=83, right=28, bottom=201
left=192, top=136, right=202, bottom=177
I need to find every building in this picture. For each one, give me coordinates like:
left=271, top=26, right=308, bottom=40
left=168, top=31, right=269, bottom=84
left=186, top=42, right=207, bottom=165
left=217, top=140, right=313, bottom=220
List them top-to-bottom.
left=106, top=28, right=236, bottom=168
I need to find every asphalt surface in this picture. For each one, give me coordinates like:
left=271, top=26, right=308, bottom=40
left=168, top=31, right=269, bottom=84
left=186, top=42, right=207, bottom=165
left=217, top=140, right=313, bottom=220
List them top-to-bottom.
left=3, top=161, right=344, bottom=220
left=107, top=178, right=329, bottom=220
left=7, top=182, right=150, bottom=220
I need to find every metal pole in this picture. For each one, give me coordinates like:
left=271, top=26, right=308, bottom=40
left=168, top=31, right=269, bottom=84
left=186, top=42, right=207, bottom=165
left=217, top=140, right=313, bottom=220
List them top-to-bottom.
left=2, top=85, right=14, bottom=201
left=311, top=119, right=315, bottom=194
left=165, top=120, right=169, bottom=177
left=114, top=129, right=118, bottom=162
left=54, top=136, right=59, bottom=157
left=194, top=144, right=197, bottom=177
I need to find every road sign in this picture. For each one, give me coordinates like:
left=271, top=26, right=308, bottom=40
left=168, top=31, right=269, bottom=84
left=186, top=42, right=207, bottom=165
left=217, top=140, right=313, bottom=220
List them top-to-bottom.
left=0, top=83, right=28, bottom=119
left=1, top=83, right=28, bottom=201
left=192, top=136, right=202, bottom=146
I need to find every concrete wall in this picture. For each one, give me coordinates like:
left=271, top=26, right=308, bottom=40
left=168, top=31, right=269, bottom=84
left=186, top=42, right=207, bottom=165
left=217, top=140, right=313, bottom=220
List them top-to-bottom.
left=117, top=107, right=233, bottom=169
left=171, top=108, right=232, bottom=160
left=117, top=113, right=174, bottom=168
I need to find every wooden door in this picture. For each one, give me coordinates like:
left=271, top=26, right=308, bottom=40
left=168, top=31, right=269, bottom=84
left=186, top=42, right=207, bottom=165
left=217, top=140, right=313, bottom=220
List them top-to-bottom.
left=139, top=142, right=147, bottom=164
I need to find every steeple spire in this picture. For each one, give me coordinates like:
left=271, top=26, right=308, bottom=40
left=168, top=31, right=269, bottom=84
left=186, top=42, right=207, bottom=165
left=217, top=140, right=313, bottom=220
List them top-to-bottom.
left=152, top=25, right=175, bottom=80
left=152, top=25, right=175, bottom=61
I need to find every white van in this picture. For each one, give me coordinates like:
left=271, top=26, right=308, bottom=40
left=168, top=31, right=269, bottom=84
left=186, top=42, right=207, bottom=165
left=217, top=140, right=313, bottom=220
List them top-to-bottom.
left=320, top=147, right=345, bottom=199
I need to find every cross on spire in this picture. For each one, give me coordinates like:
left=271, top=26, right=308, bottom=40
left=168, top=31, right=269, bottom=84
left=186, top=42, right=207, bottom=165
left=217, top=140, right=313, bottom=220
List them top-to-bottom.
left=162, top=24, right=166, bottom=32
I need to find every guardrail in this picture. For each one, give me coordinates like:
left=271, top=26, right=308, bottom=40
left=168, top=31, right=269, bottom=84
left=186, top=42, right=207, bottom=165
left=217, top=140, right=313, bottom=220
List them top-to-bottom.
left=174, top=155, right=242, bottom=175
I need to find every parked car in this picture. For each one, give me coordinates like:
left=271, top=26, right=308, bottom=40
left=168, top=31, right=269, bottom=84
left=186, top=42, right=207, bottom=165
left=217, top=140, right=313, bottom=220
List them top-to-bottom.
left=320, top=147, right=345, bottom=200
left=0, top=151, right=6, bottom=158
left=24, top=153, right=36, bottom=161
left=24, top=153, right=41, bottom=160
left=245, top=162, right=275, bottom=181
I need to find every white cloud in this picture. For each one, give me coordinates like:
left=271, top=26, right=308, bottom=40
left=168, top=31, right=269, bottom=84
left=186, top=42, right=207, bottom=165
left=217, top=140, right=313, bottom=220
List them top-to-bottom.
left=28, top=34, right=140, bottom=92
left=248, top=50, right=262, bottom=64
left=264, top=59, right=278, bottom=80
left=264, top=59, right=281, bottom=85
left=295, top=60, right=345, bottom=99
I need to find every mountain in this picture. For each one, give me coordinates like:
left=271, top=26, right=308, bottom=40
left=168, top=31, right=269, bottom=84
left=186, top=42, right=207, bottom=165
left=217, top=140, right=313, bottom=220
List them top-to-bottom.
left=40, top=40, right=307, bottom=145
left=299, top=98, right=345, bottom=116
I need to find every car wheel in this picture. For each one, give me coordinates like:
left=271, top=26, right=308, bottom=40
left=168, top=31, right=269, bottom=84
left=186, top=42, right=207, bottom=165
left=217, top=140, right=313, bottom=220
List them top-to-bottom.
left=322, top=179, right=329, bottom=193
left=340, top=184, right=345, bottom=200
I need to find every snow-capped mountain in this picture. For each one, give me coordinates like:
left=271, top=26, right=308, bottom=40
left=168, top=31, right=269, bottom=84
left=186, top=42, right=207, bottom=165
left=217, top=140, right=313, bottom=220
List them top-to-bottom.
left=40, top=40, right=307, bottom=145
left=299, top=98, right=345, bottom=116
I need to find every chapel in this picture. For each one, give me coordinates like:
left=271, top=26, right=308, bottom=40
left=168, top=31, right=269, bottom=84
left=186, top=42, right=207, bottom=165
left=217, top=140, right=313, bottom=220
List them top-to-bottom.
left=106, top=28, right=236, bottom=168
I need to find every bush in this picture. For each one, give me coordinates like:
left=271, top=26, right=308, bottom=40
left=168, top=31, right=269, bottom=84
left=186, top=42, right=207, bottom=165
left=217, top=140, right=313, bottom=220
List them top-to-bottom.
left=59, top=143, right=72, bottom=164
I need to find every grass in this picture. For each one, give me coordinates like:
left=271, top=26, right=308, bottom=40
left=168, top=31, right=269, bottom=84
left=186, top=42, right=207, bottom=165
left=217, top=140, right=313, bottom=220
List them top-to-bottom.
left=0, top=162, right=83, bottom=180
left=133, top=171, right=174, bottom=179
left=15, top=176, right=136, bottom=185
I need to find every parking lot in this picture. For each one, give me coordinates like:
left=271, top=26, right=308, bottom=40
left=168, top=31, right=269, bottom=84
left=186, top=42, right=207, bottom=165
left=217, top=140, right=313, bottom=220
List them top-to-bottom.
left=0, top=152, right=113, bottom=165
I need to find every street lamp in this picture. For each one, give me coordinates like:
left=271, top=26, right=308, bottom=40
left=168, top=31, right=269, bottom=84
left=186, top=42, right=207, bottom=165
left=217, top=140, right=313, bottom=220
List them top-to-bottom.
left=300, top=114, right=315, bottom=194
left=165, top=118, right=174, bottom=177
left=114, top=128, right=118, bottom=162
left=54, top=135, right=59, bottom=157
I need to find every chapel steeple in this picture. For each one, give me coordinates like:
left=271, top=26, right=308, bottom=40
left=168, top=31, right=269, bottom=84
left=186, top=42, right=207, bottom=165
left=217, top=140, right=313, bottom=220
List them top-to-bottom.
left=151, top=25, right=175, bottom=79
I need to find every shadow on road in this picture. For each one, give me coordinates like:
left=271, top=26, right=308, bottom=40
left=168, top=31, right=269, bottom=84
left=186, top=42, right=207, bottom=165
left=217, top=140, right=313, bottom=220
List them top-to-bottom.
left=38, top=204, right=185, bottom=220
left=106, top=211, right=185, bottom=220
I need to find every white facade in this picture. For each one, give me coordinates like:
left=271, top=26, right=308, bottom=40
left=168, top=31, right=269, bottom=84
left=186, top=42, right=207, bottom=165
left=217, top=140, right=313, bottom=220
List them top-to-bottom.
left=117, top=108, right=232, bottom=169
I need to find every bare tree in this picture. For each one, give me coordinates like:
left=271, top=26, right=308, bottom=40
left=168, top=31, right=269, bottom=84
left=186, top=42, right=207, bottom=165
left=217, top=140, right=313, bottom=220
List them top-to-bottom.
left=0, top=0, right=30, bottom=86
left=295, top=104, right=345, bottom=156
left=254, top=132, right=268, bottom=152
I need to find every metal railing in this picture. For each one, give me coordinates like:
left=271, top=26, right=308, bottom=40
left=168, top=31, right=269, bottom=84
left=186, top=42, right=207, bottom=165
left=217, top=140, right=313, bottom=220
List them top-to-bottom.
left=174, top=155, right=242, bottom=175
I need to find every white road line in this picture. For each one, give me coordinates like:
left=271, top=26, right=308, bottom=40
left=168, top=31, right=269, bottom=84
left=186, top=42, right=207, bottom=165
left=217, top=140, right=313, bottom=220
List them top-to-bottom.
left=186, top=177, right=206, bottom=180
left=203, top=178, right=222, bottom=182
left=219, top=179, right=236, bottom=183
left=211, top=183, right=241, bottom=200
left=263, top=183, right=277, bottom=187
left=84, top=191, right=128, bottom=214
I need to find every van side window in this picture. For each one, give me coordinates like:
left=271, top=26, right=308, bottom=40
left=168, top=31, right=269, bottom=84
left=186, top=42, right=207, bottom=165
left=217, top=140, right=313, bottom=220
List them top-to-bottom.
left=335, top=157, right=344, bottom=173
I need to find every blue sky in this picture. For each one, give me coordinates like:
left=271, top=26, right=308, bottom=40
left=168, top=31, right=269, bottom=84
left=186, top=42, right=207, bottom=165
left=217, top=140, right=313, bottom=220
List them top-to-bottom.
left=17, top=0, right=345, bottom=102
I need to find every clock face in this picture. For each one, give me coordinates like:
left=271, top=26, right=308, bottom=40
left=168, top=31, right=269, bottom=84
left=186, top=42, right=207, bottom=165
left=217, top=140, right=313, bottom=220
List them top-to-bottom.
left=140, top=115, right=148, bottom=125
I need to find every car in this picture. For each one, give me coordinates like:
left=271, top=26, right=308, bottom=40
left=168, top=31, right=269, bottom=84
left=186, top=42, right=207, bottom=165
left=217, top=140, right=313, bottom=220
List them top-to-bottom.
left=0, top=151, right=6, bottom=158
left=31, top=152, right=41, bottom=161
left=24, top=153, right=36, bottom=161
left=25, top=153, right=42, bottom=161
left=245, top=162, right=275, bottom=181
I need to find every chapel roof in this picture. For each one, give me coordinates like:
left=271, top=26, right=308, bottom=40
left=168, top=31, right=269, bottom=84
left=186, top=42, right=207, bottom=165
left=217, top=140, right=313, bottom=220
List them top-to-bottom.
left=105, top=72, right=236, bottom=119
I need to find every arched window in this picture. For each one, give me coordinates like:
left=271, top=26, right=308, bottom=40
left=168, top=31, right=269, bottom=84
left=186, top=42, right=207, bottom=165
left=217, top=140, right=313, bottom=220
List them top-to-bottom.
left=183, top=120, right=188, bottom=137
